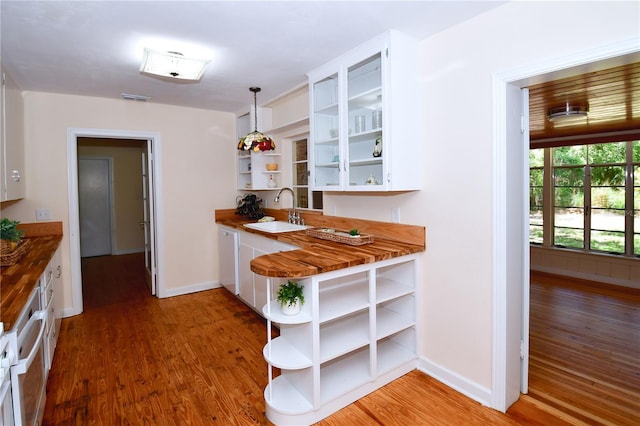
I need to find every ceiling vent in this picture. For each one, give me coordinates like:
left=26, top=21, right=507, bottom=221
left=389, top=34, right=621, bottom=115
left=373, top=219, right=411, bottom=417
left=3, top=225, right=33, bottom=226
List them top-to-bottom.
left=121, top=93, right=150, bottom=102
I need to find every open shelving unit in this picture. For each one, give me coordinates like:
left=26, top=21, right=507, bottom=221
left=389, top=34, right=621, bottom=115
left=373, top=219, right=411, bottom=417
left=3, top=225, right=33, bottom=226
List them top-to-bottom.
left=237, top=151, right=282, bottom=190
left=261, top=254, right=419, bottom=425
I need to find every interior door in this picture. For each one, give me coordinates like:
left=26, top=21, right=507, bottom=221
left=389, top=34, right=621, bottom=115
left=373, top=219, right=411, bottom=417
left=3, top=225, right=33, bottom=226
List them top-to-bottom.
left=505, top=85, right=530, bottom=397
left=141, top=145, right=156, bottom=295
left=79, top=158, right=112, bottom=257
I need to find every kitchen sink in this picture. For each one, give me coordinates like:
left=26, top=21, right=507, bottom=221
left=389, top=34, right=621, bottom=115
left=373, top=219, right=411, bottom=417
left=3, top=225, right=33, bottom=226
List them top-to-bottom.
left=243, top=221, right=309, bottom=233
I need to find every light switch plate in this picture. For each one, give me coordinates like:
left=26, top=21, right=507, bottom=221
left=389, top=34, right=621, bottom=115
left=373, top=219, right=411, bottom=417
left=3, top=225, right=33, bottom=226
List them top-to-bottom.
left=36, top=208, right=51, bottom=221
left=392, top=208, right=400, bottom=223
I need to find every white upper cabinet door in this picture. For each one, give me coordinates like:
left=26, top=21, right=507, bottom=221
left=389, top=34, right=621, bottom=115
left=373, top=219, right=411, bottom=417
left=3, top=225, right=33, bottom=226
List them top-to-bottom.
left=307, top=30, right=421, bottom=192
left=1, top=69, right=26, bottom=201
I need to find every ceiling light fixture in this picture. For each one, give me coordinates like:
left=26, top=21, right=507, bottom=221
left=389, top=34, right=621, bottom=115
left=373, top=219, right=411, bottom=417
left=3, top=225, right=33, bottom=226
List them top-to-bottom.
left=140, top=48, right=209, bottom=81
left=238, top=87, right=276, bottom=151
left=547, top=102, right=588, bottom=123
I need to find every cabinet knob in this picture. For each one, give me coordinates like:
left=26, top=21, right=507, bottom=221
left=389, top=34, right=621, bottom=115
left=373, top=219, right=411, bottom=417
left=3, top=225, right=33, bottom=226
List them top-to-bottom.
left=11, top=170, right=21, bottom=182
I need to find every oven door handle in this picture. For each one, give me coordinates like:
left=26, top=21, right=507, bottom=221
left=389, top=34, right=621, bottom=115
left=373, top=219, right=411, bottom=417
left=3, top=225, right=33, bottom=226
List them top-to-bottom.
left=12, top=310, right=46, bottom=375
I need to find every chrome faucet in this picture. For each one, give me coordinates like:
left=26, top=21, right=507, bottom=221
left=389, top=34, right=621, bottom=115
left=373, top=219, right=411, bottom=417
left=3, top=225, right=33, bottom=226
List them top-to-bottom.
left=274, top=187, right=301, bottom=224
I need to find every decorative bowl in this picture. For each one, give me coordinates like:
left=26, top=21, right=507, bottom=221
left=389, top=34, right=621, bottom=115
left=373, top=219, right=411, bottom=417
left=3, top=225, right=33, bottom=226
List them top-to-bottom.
left=266, top=163, right=278, bottom=171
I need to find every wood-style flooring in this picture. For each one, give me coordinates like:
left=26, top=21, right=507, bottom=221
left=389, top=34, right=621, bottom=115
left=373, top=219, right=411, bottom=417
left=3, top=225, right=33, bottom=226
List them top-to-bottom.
left=41, top=254, right=638, bottom=425
left=528, top=272, right=640, bottom=425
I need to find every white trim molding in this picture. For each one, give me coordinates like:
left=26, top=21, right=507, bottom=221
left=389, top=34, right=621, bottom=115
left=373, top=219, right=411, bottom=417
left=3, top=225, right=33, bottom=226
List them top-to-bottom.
left=491, top=37, right=640, bottom=412
left=66, top=128, right=164, bottom=316
left=161, top=281, right=222, bottom=299
left=417, top=357, right=492, bottom=407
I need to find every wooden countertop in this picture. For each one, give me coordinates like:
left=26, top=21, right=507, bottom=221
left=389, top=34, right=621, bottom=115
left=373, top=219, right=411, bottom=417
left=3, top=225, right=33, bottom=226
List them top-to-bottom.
left=215, top=209, right=426, bottom=278
left=0, top=222, right=62, bottom=331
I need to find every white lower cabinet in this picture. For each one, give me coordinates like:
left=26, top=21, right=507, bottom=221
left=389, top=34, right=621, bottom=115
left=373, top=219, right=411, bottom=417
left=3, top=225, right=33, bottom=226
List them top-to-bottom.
left=237, top=231, right=299, bottom=314
left=40, top=247, right=61, bottom=371
left=262, top=254, right=418, bottom=425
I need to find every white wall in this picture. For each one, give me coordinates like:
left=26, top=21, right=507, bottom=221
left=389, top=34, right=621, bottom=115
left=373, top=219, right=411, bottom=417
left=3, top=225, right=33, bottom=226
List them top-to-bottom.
left=2, top=0, right=638, bottom=411
left=324, top=0, right=639, bottom=403
left=2, top=92, right=236, bottom=310
left=78, top=142, right=146, bottom=255
left=531, top=246, right=640, bottom=289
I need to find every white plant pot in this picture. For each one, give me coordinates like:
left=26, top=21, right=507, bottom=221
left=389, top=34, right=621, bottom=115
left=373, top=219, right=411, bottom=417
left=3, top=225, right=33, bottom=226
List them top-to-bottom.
left=280, top=299, right=301, bottom=315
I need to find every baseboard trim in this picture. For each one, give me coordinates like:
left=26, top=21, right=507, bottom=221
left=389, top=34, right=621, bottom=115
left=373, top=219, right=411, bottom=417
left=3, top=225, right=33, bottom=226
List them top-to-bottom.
left=111, top=248, right=145, bottom=255
left=531, top=265, right=639, bottom=290
left=158, top=280, right=222, bottom=298
left=417, top=357, right=492, bottom=407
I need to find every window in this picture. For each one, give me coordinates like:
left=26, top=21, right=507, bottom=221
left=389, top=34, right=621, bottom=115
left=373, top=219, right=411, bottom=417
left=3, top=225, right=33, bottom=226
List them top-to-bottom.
left=292, top=137, right=323, bottom=210
left=530, top=140, right=639, bottom=257
left=553, top=145, right=586, bottom=249
left=529, top=149, right=544, bottom=244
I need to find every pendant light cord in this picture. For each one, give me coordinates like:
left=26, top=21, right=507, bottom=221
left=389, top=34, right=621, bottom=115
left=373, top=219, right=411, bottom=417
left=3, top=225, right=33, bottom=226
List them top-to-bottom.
left=250, top=87, right=261, bottom=132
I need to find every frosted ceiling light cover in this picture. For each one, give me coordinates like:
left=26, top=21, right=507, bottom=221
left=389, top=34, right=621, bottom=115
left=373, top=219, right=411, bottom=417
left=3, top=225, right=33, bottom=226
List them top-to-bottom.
left=140, top=48, right=209, bottom=81
left=547, top=102, right=589, bottom=123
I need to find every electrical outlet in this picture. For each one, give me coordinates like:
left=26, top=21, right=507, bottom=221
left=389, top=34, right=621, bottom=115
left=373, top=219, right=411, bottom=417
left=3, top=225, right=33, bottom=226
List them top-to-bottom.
left=36, top=208, right=51, bottom=221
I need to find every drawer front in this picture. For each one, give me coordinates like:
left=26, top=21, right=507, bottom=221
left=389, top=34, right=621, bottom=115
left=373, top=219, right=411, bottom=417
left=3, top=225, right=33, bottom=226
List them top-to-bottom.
left=41, top=279, right=54, bottom=309
left=45, top=320, right=56, bottom=371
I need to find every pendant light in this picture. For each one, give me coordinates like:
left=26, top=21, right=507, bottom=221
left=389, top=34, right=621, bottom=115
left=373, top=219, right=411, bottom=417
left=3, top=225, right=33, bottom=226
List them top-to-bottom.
left=238, top=87, right=276, bottom=151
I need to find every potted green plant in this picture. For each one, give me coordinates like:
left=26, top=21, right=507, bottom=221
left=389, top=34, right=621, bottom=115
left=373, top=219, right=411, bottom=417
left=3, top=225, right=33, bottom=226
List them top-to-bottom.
left=1, top=218, right=25, bottom=254
left=276, top=280, right=305, bottom=315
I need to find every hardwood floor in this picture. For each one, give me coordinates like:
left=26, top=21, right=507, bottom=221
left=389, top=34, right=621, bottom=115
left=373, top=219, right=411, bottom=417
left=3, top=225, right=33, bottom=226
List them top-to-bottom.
left=42, top=254, right=636, bottom=425
left=528, top=272, right=640, bottom=426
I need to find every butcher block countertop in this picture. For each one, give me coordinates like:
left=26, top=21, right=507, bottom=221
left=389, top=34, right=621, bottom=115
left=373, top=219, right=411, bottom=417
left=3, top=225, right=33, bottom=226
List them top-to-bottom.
left=215, top=209, right=426, bottom=278
left=0, top=222, right=62, bottom=331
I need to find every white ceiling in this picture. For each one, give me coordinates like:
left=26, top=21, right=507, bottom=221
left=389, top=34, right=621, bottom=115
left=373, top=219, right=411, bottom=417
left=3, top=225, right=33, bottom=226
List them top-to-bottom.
left=1, top=1, right=505, bottom=114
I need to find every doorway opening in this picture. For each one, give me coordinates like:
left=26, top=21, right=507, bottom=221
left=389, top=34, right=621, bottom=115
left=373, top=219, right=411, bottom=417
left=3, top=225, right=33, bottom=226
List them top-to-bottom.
left=493, top=38, right=639, bottom=412
left=67, top=128, right=163, bottom=316
left=77, top=138, right=151, bottom=308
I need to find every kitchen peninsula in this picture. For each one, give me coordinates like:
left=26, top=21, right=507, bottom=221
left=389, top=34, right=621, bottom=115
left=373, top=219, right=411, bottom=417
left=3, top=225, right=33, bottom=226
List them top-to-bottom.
left=215, top=208, right=425, bottom=276
left=216, top=209, right=425, bottom=425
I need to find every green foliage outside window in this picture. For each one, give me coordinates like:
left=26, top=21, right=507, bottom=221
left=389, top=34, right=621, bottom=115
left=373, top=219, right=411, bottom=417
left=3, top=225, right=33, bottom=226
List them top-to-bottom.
left=532, top=140, right=640, bottom=256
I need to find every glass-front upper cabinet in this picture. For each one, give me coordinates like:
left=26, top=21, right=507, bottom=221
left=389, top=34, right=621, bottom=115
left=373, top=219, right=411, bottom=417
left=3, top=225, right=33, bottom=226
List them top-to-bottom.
left=308, top=30, right=421, bottom=192
left=347, top=53, right=383, bottom=188
left=311, top=73, right=340, bottom=188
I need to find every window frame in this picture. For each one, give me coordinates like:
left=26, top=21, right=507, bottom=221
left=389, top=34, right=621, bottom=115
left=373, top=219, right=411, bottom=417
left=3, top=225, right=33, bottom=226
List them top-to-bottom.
left=291, top=136, right=323, bottom=211
left=530, top=140, right=640, bottom=257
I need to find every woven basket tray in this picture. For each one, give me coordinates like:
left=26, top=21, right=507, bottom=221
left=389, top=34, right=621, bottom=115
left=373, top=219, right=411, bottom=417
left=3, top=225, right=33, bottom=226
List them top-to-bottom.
left=306, top=228, right=374, bottom=246
left=0, top=239, right=30, bottom=266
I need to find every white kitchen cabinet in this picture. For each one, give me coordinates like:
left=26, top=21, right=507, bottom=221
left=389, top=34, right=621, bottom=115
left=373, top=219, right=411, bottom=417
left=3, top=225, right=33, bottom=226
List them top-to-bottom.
left=307, top=30, right=421, bottom=192
left=1, top=69, right=25, bottom=201
left=237, top=151, right=282, bottom=191
left=218, top=227, right=239, bottom=294
left=237, top=230, right=299, bottom=314
left=41, top=247, right=62, bottom=371
left=262, top=254, right=418, bottom=425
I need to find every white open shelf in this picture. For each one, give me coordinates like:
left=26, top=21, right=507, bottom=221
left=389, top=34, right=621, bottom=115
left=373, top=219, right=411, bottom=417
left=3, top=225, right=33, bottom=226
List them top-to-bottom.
left=263, top=249, right=419, bottom=424
left=376, top=276, right=414, bottom=303
left=319, top=278, right=369, bottom=323
left=263, top=302, right=312, bottom=325
left=376, top=306, right=415, bottom=340
left=320, top=311, right=369, bottom=363
left=377, top=329, right=417, bottom=376
left=264, top=337, right=313, bottom=369
left=320, top=348, right=371, bottom=405
left=265, top=375, right=313, bottom=415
